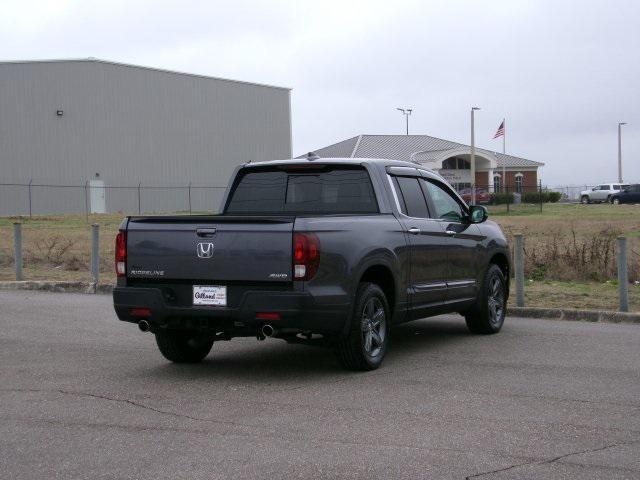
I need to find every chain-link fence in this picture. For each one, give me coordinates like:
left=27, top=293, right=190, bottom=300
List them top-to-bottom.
left=0, top=182, right=228, bottom=217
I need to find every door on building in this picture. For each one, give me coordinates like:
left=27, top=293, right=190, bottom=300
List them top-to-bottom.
left=89, top=180, right=106, bottom=213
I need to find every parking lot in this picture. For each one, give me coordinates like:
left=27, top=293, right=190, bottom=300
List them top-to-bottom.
left=1, top=290, right=639, bottom=479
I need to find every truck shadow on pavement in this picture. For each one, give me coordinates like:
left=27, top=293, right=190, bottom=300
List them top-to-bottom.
left=138, top=316, right=473, bottom=382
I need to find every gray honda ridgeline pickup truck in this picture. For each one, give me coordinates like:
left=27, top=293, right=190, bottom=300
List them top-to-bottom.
left=113, top=157, right=510, bottom=371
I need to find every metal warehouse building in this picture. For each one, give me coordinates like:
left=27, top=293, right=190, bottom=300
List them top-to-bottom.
left=0, top=59, right=292, bottom=215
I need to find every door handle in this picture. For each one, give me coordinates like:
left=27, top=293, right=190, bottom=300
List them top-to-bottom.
left=407, top=227, right=421, bottom=235
left=196, top=228, right=217, bottom=237
left=445, top=230, right=457, bottom=236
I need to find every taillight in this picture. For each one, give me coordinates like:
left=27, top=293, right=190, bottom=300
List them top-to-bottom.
left=115, top=231, right=127, bottom=277
left=293, top=233, right=320, bottom=281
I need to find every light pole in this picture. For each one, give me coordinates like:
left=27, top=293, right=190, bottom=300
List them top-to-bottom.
left=470, top=107, right=481, bottom=204
left=397, top=108, right=412, bottom=135
left=618, top=122, right=627, bottom=183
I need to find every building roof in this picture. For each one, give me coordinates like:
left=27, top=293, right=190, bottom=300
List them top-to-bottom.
left=0, top=58, right=291, bottom=91
left=299, top=134, right=543, bottom=168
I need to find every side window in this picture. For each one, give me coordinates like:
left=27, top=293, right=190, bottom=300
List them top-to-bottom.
left=395, top=176, right=430, bottom=218
left=423, top=180, right=465, bottom=222
left=598, top=185, right=609, bottom=190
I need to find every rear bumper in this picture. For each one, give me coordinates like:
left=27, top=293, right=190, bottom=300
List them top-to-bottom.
left=113, top=287, right=349, bottom=335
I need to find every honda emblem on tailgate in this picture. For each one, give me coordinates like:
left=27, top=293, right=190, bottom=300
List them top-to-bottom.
left=196, top=242, right=214, bottom=258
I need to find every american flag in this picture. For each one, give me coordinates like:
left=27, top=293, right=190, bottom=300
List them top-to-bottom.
left=493, top=121, right=505, bottom=139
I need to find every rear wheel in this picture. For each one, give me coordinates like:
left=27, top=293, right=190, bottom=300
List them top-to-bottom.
left=580, top=195, right=590, bottom=204
left=465, top=264, right=506, bottom=334
left=336, top=283, right=390, bottom=371
left=155, top=331, right=213, bottom=363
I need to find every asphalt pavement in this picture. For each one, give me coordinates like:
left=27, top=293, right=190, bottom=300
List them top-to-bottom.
left=1, top=290, right=639, bottom=479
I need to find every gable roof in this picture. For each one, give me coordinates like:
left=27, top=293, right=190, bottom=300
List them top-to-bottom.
left=299, top=134, right=543, bottom=168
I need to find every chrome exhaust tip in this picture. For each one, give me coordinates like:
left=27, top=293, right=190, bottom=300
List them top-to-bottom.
left=138, top=320, right=150, bottom=333
left=261, top=324, right=275, bottom=337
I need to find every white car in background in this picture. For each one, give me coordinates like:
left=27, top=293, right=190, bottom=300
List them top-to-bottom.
left=580, top=183, right=629, bottom=204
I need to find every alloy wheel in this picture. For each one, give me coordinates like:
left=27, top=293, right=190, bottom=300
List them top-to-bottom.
left=487, top=275, right=505, bottom=326
left=361, top=297, right=386, bottom=358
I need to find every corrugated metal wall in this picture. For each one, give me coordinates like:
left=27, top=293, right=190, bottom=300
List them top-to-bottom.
left=0, top=60, right=291, bottom=215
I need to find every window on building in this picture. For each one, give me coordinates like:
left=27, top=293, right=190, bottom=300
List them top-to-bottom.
left=441, top=157, right=470, bottom=170
left=515, top=174, right=523, bottom=193
left=493, top=175, right=501, bottom=192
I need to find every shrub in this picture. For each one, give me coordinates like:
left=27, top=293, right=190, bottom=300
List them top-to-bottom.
left=521, top=191, right=562, bottom=203
left=489, top=192, right=514, bottom=205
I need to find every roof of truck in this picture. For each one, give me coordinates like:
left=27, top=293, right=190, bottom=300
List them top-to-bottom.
left=245, top=157, right=429, bottom=169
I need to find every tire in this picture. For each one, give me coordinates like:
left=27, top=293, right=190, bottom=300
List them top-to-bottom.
left=580, top=195, right=590, bottom=204
left=606, top=195, right=611, bottom=203
left=612, top=197, right=620, bottom=205
left=464, top=264, right=506, bottom=335
left=336, top=283, right=390, bottom=371
left=155, top=331, right=213, bottom=363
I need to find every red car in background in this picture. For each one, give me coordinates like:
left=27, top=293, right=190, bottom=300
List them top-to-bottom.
left=459, top=188, right=490, bottom=204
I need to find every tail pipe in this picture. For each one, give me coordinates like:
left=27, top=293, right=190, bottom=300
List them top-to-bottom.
left=138, top=320, right=150, bottom=333
left=261, top=324, right=277, bottom=338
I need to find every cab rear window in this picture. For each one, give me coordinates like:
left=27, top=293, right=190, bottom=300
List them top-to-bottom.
left=225, top=165, right=378, bottom=215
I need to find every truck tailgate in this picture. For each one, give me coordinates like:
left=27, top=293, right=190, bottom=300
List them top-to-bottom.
left=126, top=216, right=294, bottom=282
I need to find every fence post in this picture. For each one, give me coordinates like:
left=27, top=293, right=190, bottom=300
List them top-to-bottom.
left=28, top=178, right=33, bottom=218
left=84, top=180, right=89, bottom=223
left=539, top=180, right=543, bottom=213
left=137, top=182, right=142, bottom=215
left=188, top=182, right=192, bottom=215
left=507, top=184, right=510, bottom=213
left=13, top=223, right=23, bottom=281
left=91, top=224, right=100, bottom=287
left=514, top=233, right=524, bottom=307
left=618, top=236, right=629, bottom=312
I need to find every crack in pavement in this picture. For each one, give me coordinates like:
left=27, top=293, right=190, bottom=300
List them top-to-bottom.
left=1, top=387, right=264, bottom=430
left=56, top=389, right=266, bottom=429
left=465, top=438, right=640, bottom=479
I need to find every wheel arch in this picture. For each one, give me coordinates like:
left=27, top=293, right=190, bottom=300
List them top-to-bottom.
left=359, top=264, right=397, bottom=318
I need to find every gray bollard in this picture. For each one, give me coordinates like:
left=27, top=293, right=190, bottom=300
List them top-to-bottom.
left=13, top=223, right=23, bottom=281
left=91, top=224, right=100, bottom=286
left=514, top=233, right=524, bottom=307
left=617, top=236, right=628, bottom=312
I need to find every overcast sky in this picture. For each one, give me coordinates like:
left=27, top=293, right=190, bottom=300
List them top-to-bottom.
left=2, top=0, right=639, bottom=185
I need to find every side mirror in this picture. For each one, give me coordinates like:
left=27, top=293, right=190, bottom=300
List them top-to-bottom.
left=592, top=187, right=597, bottom=191
left=469, top=205, right=488, bottom=223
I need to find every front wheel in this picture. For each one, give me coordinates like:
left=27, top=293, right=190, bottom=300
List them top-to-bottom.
left=580, top=195, right=590, bottom=204
left=612, top=197, right=620, bottom=205
left=464, top=264, right=506, bottom=334
left=336, top=283, right=390, bottom=371
left=155, top=331, right=213, bottom=363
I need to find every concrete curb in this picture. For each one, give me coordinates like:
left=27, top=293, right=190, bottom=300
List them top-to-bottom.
left=0, top=281, right=114, bottom=295
left=1, top=281, right=638, bottom=324
left=509, top=306, right=640, bottom=324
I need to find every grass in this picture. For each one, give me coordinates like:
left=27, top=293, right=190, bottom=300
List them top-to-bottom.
left=1, top=204, right=639, bottom=312
left=507, top=279, right=640, bottom=312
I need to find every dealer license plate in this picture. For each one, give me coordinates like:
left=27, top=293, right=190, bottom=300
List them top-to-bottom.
left=193, top=285, right=227, bottom=306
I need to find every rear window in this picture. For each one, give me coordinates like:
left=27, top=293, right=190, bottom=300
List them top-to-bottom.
left=225, top=166, right=378, bottom=215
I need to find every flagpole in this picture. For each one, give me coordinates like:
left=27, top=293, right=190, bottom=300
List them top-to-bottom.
left=502, top=118, right=506, bottom=193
